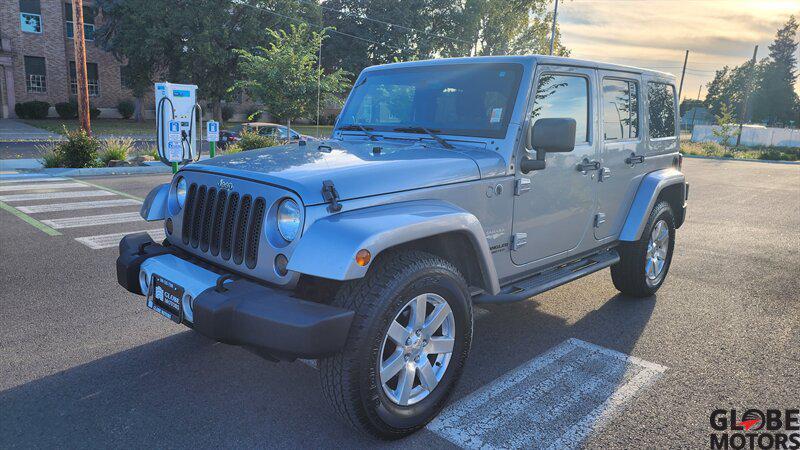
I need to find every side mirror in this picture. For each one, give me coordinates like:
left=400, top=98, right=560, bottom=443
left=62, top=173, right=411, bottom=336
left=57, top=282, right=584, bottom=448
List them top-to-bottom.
left=520, top=118, right=577, bottom=173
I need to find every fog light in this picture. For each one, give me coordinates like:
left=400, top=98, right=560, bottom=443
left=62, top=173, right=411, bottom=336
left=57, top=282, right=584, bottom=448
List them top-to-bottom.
left=165, top=217, right=173, bottom=235
left=355, top=249, right=371, bottom=266
left=275, top=254, right=289, bottom=276
left=139, top=270, right=149, bottom=295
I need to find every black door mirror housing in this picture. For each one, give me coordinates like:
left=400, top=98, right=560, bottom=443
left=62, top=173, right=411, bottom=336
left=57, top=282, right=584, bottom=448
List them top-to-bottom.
left=520, top=118, right=577, bottom=173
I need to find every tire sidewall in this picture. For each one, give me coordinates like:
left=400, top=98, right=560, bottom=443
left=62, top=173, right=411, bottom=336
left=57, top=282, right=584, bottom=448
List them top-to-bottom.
left=643, top=203, right=676, bottom=290
left=358, top=262, right=472, bottom=432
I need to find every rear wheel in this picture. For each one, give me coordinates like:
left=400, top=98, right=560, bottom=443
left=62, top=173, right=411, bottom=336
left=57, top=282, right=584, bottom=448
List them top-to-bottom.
left=611, top=201, right=675, bottom=297
left=319, top=250, right=472, bottom=439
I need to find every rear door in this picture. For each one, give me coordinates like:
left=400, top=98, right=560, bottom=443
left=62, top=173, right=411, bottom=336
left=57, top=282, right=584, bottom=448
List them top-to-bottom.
left=511, top=65, right=598, bottom=266
left=594, top=71, right=646, bottom=239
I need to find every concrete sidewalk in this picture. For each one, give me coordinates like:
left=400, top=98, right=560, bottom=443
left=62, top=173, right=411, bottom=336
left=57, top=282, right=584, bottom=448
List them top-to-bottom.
left=0, top=119, right=61, bottom=140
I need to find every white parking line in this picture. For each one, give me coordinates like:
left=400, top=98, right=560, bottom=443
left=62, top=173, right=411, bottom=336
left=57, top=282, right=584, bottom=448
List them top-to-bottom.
left=0, top=177, right=68, bottom=184
left=0, top=182, right=89, bottom=192
left=0, top=190, right=114, bottom=202
left=17, top=199, right=142, bottom=214
left=41, top=212, right=144, bottom=229
left=75, top=229, right=166, bottom=250
left=427, top=338, right=667, bottom=449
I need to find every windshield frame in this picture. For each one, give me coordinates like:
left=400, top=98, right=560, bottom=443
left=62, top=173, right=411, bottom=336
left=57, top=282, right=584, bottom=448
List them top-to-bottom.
left=336, top=62, right=525, bottom=140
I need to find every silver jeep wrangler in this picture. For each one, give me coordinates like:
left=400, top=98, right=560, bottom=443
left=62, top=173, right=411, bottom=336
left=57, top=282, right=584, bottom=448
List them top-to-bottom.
left=117, top=55, right=687, bottom=439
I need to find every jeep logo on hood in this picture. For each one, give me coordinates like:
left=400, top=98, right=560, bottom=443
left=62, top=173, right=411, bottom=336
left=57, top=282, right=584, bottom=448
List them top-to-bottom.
left=218, top=179, right=234, bottom=191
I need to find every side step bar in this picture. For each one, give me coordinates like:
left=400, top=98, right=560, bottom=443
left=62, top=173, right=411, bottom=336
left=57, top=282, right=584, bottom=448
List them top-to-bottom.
left=474, top=248, right=620, bottom=304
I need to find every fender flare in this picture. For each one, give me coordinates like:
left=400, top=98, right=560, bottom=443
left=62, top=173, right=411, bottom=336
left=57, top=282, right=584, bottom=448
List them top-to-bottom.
left=619, top=168, right=686, bottom=241
left=140, top=183, right=169, bottom=221
left=287, top=200, right=501, bottom=294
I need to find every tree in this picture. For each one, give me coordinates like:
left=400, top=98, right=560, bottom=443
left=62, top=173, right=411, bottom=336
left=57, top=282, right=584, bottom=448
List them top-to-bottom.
left=95, top=0, right=317, bottom=121
left=752, top=16, right=799, bottom=126
left=235, top=24, right=350, bottom=136
left=703, top=60, right=765, bottom=118
left=712, top=103, right=739, bottom=147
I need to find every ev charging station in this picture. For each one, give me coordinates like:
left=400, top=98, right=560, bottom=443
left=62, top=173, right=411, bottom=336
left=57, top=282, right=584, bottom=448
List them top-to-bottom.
left=155, top=82, right=202, bottom=172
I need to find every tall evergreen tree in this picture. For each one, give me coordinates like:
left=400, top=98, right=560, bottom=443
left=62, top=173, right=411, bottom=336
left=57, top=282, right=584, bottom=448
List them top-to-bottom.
left=752, top=16, right=799, bottom=126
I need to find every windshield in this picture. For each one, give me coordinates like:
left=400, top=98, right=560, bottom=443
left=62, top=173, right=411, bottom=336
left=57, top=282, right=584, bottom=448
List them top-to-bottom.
left=338, top=63, right=524, bottom=139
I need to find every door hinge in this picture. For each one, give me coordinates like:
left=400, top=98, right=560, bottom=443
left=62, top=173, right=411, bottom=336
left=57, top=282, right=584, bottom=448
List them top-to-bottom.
left=599, top=167, right=612, bottom=182
left=514, top=178, right=531, bottom=196
left=321, top=179, right=342, bottom=212
left=594, top=213, right=606, bottom=228
left=511, top=232, right=528, bottom=250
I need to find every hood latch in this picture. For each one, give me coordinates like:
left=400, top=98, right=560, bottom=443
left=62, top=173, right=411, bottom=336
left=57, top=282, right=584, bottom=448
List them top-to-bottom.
left=322, top=180, right=342, bottom=212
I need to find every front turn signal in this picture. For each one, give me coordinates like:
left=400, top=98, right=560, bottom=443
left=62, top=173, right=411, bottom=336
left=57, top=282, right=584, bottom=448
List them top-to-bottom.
left=355, top=249, right=371, bottom=266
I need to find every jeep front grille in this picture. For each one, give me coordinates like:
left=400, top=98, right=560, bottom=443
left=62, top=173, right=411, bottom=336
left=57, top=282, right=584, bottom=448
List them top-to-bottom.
left=181, top=182, right=265, bottom=269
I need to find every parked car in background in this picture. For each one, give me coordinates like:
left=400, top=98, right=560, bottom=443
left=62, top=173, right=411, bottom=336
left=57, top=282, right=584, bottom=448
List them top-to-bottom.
left=218, top=122, right=311, bottom=149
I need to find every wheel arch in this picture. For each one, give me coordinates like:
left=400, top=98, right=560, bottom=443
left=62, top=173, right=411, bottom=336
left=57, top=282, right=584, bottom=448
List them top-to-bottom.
left=619, top=168, right=686, bottom=241
left=287, top=200, right=501, bottom=295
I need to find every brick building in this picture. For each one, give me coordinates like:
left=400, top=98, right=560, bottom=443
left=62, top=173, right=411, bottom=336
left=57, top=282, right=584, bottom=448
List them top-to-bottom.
left=0, top=0, right=133, bottom=118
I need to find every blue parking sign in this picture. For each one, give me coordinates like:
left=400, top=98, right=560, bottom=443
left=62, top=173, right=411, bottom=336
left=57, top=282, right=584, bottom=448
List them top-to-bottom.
left=169, top=120, right=180, bottom=133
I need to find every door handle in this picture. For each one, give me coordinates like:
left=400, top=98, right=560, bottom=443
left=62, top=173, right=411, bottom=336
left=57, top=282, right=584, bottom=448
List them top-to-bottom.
left=625, top=153, right=645, bottom=166
left=576, top=158, right=600, bottom=174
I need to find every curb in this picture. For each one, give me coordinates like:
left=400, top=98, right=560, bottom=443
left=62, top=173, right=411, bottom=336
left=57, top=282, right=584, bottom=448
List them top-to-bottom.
left=683, top=154, right=800, bottom=165
left=19, top=164, right=173, bottom=176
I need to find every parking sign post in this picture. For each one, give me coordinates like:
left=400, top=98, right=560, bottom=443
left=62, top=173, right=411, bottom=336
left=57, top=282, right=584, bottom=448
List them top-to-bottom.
left=207, top=121, right=220, bottom=158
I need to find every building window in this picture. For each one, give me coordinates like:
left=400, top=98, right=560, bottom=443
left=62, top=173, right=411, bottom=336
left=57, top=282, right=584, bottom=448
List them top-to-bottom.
left=19, top=0, right=42, bottom=34
left=65, top=3, right=95, bottom=41
left=24, top=56, right=47, bottom=93
left=69, top=61, right=100, bottom=96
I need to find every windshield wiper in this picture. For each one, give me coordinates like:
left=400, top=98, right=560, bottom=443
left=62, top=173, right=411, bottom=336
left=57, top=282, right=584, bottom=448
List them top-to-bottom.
left=339, top=124, right=380, bottom=141
left=392, top=126, right=454, bottom=149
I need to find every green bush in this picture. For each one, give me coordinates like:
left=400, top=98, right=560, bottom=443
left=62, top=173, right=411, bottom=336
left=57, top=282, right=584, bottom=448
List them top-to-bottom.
left=117, top=99, right=135, bottom=119
left=15, top=101, right=50, bottom=119
left=55, top=101, right=78, bottom=119
left=221, top=104, right=235, bottom=122
left=244, top=107, right=262, bottom=121
left=52, top=127, right=101, bottom=168
left=237, top=129, right=277, bottom=151
left=99, top=137, right=134, bottom=165
left=36, top=143, right=63, bottom=168
left=223, top=143, right=243, bottom=154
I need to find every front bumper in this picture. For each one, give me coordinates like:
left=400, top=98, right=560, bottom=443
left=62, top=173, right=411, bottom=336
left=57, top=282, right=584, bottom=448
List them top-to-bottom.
left=116, top=232, right=354, bottom=360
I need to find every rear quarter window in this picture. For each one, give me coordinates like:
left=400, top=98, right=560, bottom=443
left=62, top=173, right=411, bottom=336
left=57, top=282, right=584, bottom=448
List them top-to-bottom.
left=647, top=82, right=676, bottom=139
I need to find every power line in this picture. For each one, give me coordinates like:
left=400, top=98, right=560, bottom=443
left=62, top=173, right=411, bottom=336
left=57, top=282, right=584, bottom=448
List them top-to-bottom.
left=296, top=0, right=473, bottom=46
left=232, top=1, right=408, bottom=52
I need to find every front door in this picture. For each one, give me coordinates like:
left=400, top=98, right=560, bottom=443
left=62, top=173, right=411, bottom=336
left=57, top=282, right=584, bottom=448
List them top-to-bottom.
left=511, top=65, right=598, bottom=266
left=594, top=71, right=646, bottom=239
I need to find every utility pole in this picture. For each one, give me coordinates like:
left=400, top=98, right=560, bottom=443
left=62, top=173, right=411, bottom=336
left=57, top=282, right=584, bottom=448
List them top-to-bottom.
left=71, top=0, right=91, bottom=135
left=549, top=0, right=559, bottom=56
left=316, top=33, right=322, bottom=139
left=736, top=45, right=758, bottom=147
left=678, top=50, right=689, bottom=99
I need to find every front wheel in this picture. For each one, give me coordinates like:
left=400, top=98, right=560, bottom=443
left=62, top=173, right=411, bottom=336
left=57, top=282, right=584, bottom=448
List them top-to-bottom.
left=611, top=200, right=676, bottom=297
left=319, top=250, right=472, bottom=439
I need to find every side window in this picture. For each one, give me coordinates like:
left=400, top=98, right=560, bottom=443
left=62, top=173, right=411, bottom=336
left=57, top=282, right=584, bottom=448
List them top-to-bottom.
left=24, top=56, right=46, bottom=93
left=531, top=74, right=589, bottom=144
left=602, top=79, right=639, bottom=140
left=647, top=82, right=676, bottom=139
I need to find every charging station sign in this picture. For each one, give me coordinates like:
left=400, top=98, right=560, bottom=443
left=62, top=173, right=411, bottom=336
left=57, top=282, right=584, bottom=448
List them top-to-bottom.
left=167, top=120, right=183, bottom=162
left=207, top=121, right=219, bottom=142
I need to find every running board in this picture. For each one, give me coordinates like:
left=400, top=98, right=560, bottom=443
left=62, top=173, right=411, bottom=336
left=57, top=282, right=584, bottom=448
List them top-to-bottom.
left=474, top=249, right=620, bottom=304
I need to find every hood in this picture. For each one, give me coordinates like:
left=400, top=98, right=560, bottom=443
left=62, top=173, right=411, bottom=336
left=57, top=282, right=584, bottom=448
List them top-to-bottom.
left=189, top=140, right=501, bottom=205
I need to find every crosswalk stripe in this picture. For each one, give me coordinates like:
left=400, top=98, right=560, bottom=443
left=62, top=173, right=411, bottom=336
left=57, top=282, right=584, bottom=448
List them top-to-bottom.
left=0, top=177, right=68, bottom=184
left=0, top=182, right=89, bottom=192
left=0, top=190, right=114, bottom=202
left=17, top=199, right=142, bottom=214
left=41, top=212, right=144, bottom=229
left=75, top=229, right=166, bottom=250
left=427, top=338, right=667, bottom=449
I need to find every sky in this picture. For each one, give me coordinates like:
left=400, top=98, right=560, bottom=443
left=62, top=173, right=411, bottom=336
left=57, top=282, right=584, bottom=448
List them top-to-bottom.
left=556, top=0, right=800, bottom=101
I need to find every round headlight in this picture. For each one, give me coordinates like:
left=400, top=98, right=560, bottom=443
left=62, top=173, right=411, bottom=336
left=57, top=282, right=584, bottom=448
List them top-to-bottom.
left=176, top=177, right=187, bottom=209
left=277, top=199, right=301, bottom=242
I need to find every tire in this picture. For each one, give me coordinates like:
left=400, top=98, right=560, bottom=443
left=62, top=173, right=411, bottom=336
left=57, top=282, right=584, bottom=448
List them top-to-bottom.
left=611, top=200, right=676, bottom=297
left=319, top=250, right=473, bottom=439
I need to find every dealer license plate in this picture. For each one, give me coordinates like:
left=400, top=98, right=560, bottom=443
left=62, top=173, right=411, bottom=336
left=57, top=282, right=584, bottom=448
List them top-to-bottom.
left=147, top=274, right=184, bottom=323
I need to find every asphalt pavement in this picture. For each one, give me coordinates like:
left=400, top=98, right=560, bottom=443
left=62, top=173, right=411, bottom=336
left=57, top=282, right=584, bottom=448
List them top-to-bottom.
left=0, top=159, right=798, bottom=448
